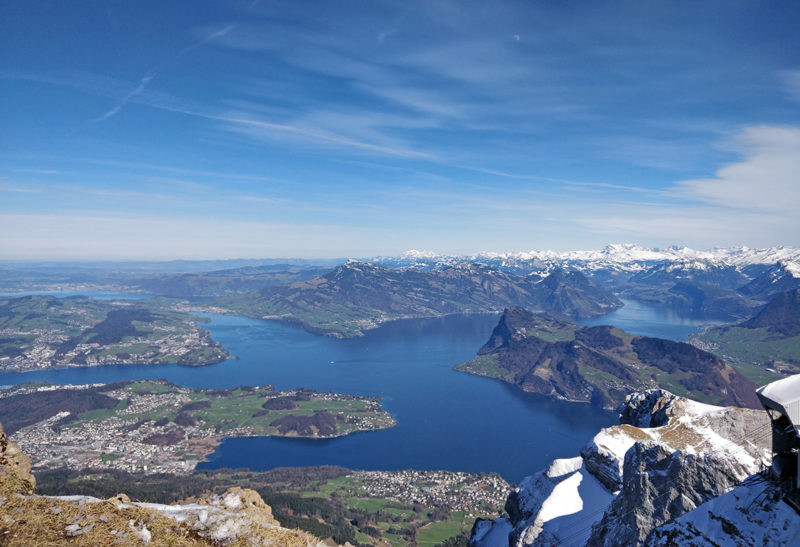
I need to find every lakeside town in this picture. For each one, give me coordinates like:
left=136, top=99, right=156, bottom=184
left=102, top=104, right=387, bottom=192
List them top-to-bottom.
left=0, top=295, right=229, bottom=372
left=2, top=381, right=397, bottom=475
left=353, top=469, right=510, bottom=516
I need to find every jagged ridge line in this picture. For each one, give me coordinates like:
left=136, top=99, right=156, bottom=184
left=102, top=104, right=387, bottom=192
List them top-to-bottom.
left=551, top=424, right=774, bottom=546
left=554, top=426, right=773, bottom=546
left=553, top=428, right=773, bottom=546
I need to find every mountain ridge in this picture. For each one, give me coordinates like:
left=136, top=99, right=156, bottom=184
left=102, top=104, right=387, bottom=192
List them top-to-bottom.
left=217, top=261, right=622, bottom=337
left=456, top=307, right=759, bottom=409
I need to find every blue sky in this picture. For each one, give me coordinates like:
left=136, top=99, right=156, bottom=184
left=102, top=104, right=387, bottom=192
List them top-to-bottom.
left=1, top=0, right=799, bottom=260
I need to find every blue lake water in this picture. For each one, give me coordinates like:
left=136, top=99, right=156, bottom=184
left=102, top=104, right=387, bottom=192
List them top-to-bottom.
left=0, top=297, right=722, bottom=482
left=578, top=298, right=717, bottom=342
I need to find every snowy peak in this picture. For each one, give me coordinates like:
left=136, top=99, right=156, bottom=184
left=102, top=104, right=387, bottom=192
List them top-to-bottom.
left=472, top=389, right=772, bottom=547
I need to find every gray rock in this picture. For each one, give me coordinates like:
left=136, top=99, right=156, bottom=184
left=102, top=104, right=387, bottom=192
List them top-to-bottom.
left=618, top=390, right=679, bottom=428
left=586, top=439, right=761, bottom=547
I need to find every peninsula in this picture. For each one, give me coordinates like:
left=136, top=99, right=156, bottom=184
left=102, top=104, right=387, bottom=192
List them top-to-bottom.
left=455, top=306, right=759, bottom=409
left=0, top=380, right=396, bottom=474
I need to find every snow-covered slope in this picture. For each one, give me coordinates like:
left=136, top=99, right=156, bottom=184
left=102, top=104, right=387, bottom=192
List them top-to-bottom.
left=738, top=260, right=800, bottom=300
left=470, top=390, right=771, bottom=547
left=646, top=477, right=800, bottom=546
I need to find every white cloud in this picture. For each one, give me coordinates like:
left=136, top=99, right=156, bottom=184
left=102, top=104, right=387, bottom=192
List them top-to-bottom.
left=674, top=125, right=800, bottom=213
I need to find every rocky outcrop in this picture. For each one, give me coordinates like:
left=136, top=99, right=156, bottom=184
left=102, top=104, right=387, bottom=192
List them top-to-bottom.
left=471, top=390, right=771, bottom=547
left=618, top=390, right=680, bottom=428
left=0, top=420, right=324, bottom=546
left=0, top=422, right=35, bottom=495
left=587, top=444, right=755, bottom=546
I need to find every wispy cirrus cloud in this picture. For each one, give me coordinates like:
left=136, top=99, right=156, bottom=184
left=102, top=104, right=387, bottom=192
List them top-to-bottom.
left=179, top=23, right=236, bottom=57
left=780, top=68, right=800, bottom=103
left=1, top=69, right=430, bottom=159
left=93, top=73, right=154, bottom=122
left=14, top=168, right=60, bottom=175
left=0, top=183, right=42, bottom=194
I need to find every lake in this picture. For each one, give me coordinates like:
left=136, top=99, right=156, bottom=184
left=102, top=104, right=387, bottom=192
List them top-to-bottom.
left=0, top=294, right=718, bottom=482
left=579, top=298, right=717, bottom=341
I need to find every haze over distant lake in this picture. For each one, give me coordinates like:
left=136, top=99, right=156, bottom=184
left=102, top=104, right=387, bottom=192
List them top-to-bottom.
left=0, top=292, right=717, bottom=481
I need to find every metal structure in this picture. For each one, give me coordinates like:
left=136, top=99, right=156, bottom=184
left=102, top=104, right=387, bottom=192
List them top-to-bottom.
left=756, top=374, right=800, bottom=490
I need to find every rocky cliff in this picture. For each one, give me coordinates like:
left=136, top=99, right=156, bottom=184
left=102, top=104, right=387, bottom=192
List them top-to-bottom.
left=469, top=390, right=771, bottom=546
left=0, top=422, right=324, bottom=546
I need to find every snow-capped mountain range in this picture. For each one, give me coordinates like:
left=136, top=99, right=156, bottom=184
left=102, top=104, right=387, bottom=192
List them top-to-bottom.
left=372, top=244, right=800, bottom=276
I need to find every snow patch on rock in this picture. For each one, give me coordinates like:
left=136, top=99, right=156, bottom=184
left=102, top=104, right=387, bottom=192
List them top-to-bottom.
left=473, top=390, right=772, bottom=547
left=646, top=479, right=800, bottom=546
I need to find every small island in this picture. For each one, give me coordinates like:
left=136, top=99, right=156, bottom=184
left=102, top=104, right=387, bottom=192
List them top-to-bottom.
left=0, top=295, right=229, bottom=372
left=1, top=380, right=396, bottom=473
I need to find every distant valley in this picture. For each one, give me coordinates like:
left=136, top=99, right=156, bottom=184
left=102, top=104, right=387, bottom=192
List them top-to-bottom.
left=690, top=288, right=800, bottom=383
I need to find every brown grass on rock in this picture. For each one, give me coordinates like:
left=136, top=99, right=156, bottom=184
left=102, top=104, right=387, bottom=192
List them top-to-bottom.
left=0, top=421, right=326, bottom=546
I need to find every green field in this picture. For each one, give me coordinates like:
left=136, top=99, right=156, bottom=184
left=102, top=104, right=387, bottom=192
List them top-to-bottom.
left=691, top=326, right=799, bottom=384
left=453, top=354, right=506, bottom=379
left=59, top=380, right=396, bottom=439
left=36, top=465, right=510, bottom=547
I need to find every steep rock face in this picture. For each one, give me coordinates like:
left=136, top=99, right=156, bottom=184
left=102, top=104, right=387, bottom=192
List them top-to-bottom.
left=458, top=307, right=759, bottom=409
left=618, top=389, right=680, bottom=428
left=471, top=390, right=771, bottom=547
left=586, top=444, right=755, bottom=546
